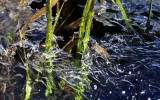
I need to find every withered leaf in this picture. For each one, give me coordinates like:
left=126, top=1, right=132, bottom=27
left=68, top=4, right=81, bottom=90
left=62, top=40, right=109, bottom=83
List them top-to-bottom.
left=91, top=43, right=110, bottom=60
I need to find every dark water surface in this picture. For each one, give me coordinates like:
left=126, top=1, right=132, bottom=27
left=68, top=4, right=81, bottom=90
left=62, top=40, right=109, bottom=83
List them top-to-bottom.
left=90, top=0, right=160, bottom=99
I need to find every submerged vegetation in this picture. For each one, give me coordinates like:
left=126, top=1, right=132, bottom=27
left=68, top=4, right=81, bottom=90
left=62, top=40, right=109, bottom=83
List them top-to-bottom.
left=0, top=0, right=159, bottom=99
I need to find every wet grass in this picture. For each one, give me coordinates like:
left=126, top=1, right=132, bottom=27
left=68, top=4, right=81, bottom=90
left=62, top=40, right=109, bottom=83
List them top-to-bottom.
left=17, top=0, right=32, bottom=99
left=44, top=0, right=64, bottom=98
left=45, top=0, right=53, bottom=52
left=76, top=0, right=95, bottom=66
left=115, top=0, right=130, bottom=28
left=19, top=32, right=31, bottom=100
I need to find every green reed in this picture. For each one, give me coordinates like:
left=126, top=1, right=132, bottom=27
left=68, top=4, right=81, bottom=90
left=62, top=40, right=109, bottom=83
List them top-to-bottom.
left=16, top=0, right=32, bottom=99
left=44, top=0, right=64, bottom=97
left=45, top=0, right=53, bottom=52
left=76, top=0, right=95, bottom=66
left=111, top=0, right=115, bottom=3
left=116, top=0, right=130, bottom=28
left=146, top=0, right=153, bottom=33
left=45, top=1, right=64, bottom=52
left=71, top=1, right=95, bottom=99
left=19, top=32, right=31, bottom=100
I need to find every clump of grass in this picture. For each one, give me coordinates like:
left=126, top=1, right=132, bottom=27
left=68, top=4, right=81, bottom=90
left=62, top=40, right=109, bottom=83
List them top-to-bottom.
left=44, top=0, right=64, bottom=97
left=76, top=0, right=96, bottom=66
left=45, top=1, right=64, bottom=52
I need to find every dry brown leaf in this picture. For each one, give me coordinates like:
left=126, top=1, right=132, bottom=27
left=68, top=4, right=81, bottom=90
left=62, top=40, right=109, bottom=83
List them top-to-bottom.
left=21, top=0, right=58, bottom=36
left=62, top=18, right=81, bottom=31
left=62, top=33, right=78, bottom=52
left=91, top=43, right=110, bottom=60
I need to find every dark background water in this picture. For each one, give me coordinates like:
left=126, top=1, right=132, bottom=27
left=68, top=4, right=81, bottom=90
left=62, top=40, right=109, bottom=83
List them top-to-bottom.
left=89, top=0, right=160, bottom=99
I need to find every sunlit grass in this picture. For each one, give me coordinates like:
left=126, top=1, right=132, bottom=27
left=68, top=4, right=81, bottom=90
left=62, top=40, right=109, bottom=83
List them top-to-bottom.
left=45, top=0, right=53, bottom=52
left=74, top=0, right=95, bottom=98
left=76, top=0, right=95, bottom=66
left=116, top=0, right=130, bottom=28
left=45, top=1, right=64, bottom=52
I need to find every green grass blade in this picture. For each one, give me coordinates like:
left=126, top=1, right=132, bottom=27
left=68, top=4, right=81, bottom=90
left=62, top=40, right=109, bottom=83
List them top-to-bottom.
left=45, top=0, right=53, bottom=52
left=76, top=0, right=92, bottom=65
left=82, top=0, right=95, bottom=57
left=111, top=0, right=115, bottom=3
left=116, top=0, right=130, bottom=28
left=146, top=0, right=153, bottom=33
left=18, top=1, right=32, bottom=99
left=45, top=1, right=64, bottom=52
left=52, top=2, right=64, bottom=35
left=82, top=12, right=94, bottom=56
left=19, top=32, right=31, bottom=100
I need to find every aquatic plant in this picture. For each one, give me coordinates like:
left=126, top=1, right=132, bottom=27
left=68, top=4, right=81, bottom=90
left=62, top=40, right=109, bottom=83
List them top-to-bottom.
left=16, top=0, right=32, bottom=100
left=20, top=0, right=58, bottom=36
left=44, top=0, right=65, bottom=97
left=45, top=0, right=53, bottom=52
left=45, top=0, right=64, bottom=51
left=74, top=0, right=95, bottom=99
left=76, top=0, right=95, bottom=66
left=115, top=0, right=130, bottom=28
left=146, top=0, right=153, bottom=33
left=19, top=31, right=31, bottom=100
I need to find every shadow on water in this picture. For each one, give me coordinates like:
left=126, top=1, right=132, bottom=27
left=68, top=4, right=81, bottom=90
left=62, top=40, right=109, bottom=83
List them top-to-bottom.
left=0, top=0, right=160, bottom=99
